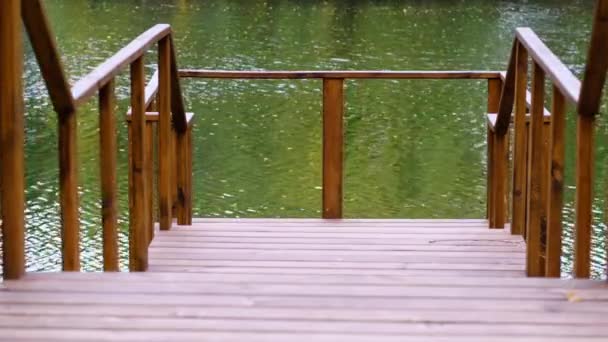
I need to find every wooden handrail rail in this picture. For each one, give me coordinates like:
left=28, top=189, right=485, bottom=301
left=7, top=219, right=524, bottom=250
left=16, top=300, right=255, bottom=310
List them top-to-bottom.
left=71, top=25, right=170, bottom=105
left=516, top=28, right=581, bottom=105
left=179, top=70, right=502, bottom=79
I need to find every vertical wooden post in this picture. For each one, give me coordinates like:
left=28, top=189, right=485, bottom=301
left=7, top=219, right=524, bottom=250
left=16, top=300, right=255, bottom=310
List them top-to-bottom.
left=0, top=0, right=25, bottom=280
left=158, top=37, right=173, bottom=230
left=512, top=42, right=529, bottom=236
left=129, top=57, right=148, bottom=271
left=526, top=62, right=546, bottom=277
left=322, top=78, right=344, bottom=219
left=487, top=78, right=505, bottom=228
left=99, top=80, right=119, bottom=272
left=545, top=86, right=565, bottom=277
left=574, top=114, right=595, bottom=278
left=145, top=121, right=155, bottom=244
left=177, top=123, right=193, bottom=225
left=487, top=128, right=495, bottom=225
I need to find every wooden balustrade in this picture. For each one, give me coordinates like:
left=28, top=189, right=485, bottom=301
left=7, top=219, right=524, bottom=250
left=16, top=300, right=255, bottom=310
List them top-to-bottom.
left=0, top=0, right=194, bottom=277
left=487, top=0, right=608, bottom=278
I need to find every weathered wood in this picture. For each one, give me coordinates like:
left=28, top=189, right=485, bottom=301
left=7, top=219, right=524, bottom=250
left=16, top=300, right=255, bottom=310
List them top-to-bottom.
left=0, top=0, right=26, bottom=280
left=21, top=0, right=75, bottom=115
left=578, top=0, right=608, bottom=117
left=71, top=25, right=171, bottom=105
left=516, top=28, right=581, bottom=105
left=158, top=37, right=173, bottom=230
left=492, top=41, right=517, bottom=135
left=511, top=42, right=528, bottom=236
left=129, top=57, right=149, bottom=271
left=525, top=62, right=546, bottom=277
left=179, top=70, right=503, bottom=80
left=322, top=78, right=344, bottom=219
left=488, top=79, right=506, bottom=228
left=99, top=80, right=119, bottom=272
left=545, top=86, right=566, bottom=277
left=574, top=114, right=595, bottom=278
left=176, top=125, right=193, bottom=225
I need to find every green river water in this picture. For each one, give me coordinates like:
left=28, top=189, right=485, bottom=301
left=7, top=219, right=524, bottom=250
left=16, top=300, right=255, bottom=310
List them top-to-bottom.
left=10, top=0, right=608, bottom=277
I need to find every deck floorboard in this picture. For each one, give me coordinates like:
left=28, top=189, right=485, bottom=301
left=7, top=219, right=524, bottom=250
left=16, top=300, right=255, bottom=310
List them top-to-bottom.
left=1, top=219, right=607, bottom=341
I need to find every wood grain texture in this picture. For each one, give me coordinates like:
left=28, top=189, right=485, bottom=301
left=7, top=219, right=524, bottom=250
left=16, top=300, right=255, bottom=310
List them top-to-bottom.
left=0, top=0, right=25, bottom=279
left=578, top=0, right=608, bottom=116
left=516, top=28, right=581, bottom=105
left=158, top=37, right=173, bottom=231
left=493, top=41, right=516, bottom=135
left=511, top=42, right=529, bottom=236
left=129, top=57, right=149, bottom=271
left=526, top=62, right=546, bottom=277
left=179, top=70, right=502, bottom=79
left=322, top=78, right=344, bottom=219
left=488, top=78, right=506, bottom=228
left=99, top=80, right=119, bottom=272
left=546, top=86, right=566, bottom=277
left=574, top=114, right=595, bottom=278
left=176, top=123, right=193, bottom=225
left=3, top=219, right=608, bottom=340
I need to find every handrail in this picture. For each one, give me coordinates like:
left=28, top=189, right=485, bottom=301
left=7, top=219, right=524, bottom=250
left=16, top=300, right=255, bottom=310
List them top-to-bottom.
left=71, top=25, right=171, bottom=105
left=491, top=28, right=582, bottom=135
left=179, top=70, right=502, bottom=79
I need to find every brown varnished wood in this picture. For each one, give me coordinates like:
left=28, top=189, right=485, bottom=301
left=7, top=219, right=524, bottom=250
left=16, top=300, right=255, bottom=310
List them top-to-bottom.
left=0, top=0, right=26, bottom=280
left=578, top=0, right=608, bottom=117
left=71, top=25, right=171, bottom=105
left=169, top=36, right=188, bottom=133
left=158, top=37, right=173, bottom=231
left=492, top=41, right=517, bottom=135
left=511, top=43, right=528, bottom=236
left=129, top=57, right=149, bottom=271
left=525, top=63, right=546, bottom=277
left=179, top=70, right=502, bottom=80
left=322, top=79, right=344, bottom=219
left=488, top=79, right=506, bottom=229
left=99, top=80, right=119, bottom=272
left=545, top=86, right=565, bottom=277
left=574, top=114, right=595, bottom=278
left=176, top=124, right=193, bottom=225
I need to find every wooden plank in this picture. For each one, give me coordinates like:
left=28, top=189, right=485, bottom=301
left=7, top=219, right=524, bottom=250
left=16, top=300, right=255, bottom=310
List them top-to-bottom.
left=0, top=0, right=25, bottom=280
left=21, top=0, right=75, bottom=115
left=578, top=0, right=608, bottom=116
left=71, top=25, right=171, bottom=105
left=516, top=28, right=581, bottom=105
left=158, top=36, right=173, bottom=230
left=169, top=36, right=188, bottom=133
left=492, top=41, right=516, bottom=135
left=512, top=42, right=529, bottom=236
left=129, top=56, right=148, bottom=271
left=526, top=62, right=546, bottom=277
left=126, top=70, right=159, bottom=116
left=179, top=70, right=502, bottom=79
left=322, top=78, right=344, bottom=219
left=489, top=78, right=507, bottom=228
left=99, top=80, right=119, bottom=271
left=546, top=86, right=566, bottom=277
left=574, top=114, right=595, bottom=278
left=145, top=121, right=155, bottom=245
left=176, top=124, right=193, bottom=225
left=190, top=218, right=488, bottom=223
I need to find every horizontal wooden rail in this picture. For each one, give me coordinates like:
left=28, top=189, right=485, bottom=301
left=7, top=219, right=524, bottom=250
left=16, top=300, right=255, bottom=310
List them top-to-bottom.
left=71, top=25, right=171, bottom=105
left=179, top=70, right=502, bottom=80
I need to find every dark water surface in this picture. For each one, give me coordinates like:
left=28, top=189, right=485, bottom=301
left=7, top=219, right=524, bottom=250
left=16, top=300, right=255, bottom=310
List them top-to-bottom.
left=12, top=0, right=607, bottom=276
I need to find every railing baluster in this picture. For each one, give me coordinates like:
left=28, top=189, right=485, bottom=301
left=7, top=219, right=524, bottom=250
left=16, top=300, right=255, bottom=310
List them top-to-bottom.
left=0, top=0, right=26, bottom=280
left=158, top=36, right=173, bottom=230
left=512, top=42, right=529, bottom=236
left=129, top=56, right=148, bottom=271
left=526, top=62, right=546, bottom=277
left=322, top=78, right=344, bottom=219
left=488, top=78, right=506, bottom=229
left=99, top=80, right=119, bottom=271
left=545, top=85, right=565, bottom=277
left=574, top=114, right=595, bottom=278
left=176, top=119, right=193, bottom=225
left=145, top=120, right=155, bottom=244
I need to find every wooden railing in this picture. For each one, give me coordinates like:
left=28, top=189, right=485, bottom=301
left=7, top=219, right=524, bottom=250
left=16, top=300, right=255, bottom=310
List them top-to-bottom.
left=1, top=0, right=193, bottom=279
left=487, top=0, right=608, bottom=278
left=180, top=70, right=502, bottom=219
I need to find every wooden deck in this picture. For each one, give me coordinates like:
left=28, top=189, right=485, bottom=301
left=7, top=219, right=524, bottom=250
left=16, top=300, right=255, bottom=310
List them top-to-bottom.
left=2, top=219, right=608, bottom=341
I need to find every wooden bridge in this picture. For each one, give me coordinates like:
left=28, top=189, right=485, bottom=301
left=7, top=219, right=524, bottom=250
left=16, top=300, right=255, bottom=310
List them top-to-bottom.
left=2, top=0, right=608, bottom=340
